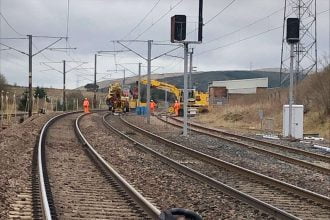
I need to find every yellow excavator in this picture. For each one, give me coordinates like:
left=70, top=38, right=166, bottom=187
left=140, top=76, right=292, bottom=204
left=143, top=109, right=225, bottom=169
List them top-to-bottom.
left=140, top=79, right=208, bottom=116
left=105, top=83, right=130, bottom=113
left=194, top=91, right=209, bottom=112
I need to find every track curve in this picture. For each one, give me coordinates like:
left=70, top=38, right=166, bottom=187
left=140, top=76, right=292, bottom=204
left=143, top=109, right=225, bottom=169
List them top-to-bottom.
left=36, top=112, right=160, bottom=219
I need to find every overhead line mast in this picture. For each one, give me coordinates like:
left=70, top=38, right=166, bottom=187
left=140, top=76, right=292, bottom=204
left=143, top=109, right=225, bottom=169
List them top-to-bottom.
left=280, top=0, right=318, bottom=86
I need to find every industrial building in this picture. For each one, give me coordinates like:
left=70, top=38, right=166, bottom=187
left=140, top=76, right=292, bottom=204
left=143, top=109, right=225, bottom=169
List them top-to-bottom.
left=208, top=78, right=269, bottom=105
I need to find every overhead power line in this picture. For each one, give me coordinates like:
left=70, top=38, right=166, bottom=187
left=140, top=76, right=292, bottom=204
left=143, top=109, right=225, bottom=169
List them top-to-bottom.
left=122, top=0, right=161, bottom=40
left=134, top=0, right=183, bottom=40
left=187, top=0, right=238, bottom=37
left=204, top=0, right=238, bottom=25
left=204, top=7, right=284, bottom=44
left=198, top=8, right=329, bottom=56
left=317, top=8, right=329, bottom=15
left=0, top=12, right=24, bottom=36
left=197, top=25, right=283, bottom=56
left=32, top=35, right=67, bottom=38
left=0, top=37, right=27, bottom=39
left=33, top=38, right=63, bottom=56
left=0, top=42, right=28, bottom=55
left=33, top=43, right=60, bottom=63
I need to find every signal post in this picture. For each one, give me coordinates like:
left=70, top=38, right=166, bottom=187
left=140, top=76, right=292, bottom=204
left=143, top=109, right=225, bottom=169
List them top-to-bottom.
left=170, top=0, right=203, bottom=136
left=285, top=18, right=300, bottom=138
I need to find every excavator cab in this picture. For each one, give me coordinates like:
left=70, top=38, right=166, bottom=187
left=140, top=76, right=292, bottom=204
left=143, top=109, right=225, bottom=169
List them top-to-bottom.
left=179, top=89, right=196, bottom=103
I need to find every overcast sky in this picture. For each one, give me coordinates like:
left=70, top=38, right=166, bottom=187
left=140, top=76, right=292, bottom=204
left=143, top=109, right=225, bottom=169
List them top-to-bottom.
left=0, top=0, right=329, bottom=89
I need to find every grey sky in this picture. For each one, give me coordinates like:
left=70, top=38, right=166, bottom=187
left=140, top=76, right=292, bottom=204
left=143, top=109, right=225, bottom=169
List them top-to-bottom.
left=0, top=0, right=329, bottom=89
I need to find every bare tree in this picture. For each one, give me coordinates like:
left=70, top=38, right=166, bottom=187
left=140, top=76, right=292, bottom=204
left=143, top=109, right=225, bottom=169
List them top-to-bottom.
left=296, top=66, right=330, bottom=117
left=0, top=73, right=7, bottom=92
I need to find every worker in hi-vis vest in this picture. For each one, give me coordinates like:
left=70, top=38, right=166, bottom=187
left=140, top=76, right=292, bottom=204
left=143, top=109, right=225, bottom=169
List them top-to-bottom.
left=83, top=98, right=90, bottom=113
left=150, top=100, right=156, bottom=114
left=174, top=100, right=180, bottom=116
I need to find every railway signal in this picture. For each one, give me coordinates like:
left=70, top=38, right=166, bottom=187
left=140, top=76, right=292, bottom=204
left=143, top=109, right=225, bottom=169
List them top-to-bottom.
left=170, top=0, right=203, bottom=136
left=171, top=15, right=187, bottom=42
left=285, top=17, right=300, bottom=139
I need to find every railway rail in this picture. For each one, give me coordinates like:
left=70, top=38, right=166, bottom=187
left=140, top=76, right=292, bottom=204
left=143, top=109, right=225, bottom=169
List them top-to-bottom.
left=35, top=112, right=161, bottom=219
left=83, top=112, right=264, bottom=218
left=104, top=114, right=330, bottom=220
left=158, top=115, right=330, bottom=175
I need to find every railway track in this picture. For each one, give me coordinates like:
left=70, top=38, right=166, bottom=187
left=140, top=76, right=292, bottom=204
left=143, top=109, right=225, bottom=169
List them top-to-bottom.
left=34, top=112, right=160, bottom=219
left=83, top=113, right=269, bottom=219
left=105, top=114, right=330, bottom=219
left=158, top=115, right=330, bottom=175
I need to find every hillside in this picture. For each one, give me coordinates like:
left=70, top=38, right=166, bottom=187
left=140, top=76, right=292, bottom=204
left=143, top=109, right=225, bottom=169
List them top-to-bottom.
left=95, top=70, right=282, bottom=92
left=156, top=70, right=281, bottom=92
left=91, top=71, right=184, bottom=92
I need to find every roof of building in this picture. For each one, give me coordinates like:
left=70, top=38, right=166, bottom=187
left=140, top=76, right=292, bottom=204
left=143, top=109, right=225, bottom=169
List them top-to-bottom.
left=210, top=77, right=268, bottom=90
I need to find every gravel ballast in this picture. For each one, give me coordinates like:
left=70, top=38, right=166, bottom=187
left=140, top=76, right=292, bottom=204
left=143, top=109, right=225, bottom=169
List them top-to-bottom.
left=0, top=113, right=58, bottom=219
left=80, top=113, right=271, bottom=219
left=124, top=115, right=330, bottom=197
left=189, top=117, right=330, bottom=154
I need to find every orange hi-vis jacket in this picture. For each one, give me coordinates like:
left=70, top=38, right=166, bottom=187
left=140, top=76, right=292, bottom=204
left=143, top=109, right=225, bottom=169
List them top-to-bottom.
left=83, top=99, right=90, bottom=113
left=83, top=99, right=89, bottom=107
left=150, top=101, right=156, bottom=110
left=174, top=101, right=180, bottom=116
left=174, top=102, right=180, bottom=110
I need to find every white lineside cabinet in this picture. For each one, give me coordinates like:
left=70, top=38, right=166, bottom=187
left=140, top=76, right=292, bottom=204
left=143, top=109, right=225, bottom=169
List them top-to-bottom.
left=283, top=105, right=304, bottom=139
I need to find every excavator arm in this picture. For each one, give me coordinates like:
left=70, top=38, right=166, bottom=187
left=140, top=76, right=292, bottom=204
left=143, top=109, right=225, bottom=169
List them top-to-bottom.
left=140, top=79, right=181, bottom=100
left=140, top=79, right=208, bottom=116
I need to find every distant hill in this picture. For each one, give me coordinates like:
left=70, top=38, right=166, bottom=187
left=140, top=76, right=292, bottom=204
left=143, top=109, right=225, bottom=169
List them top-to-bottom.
left=254, top=68, right=281, bottom=73
left=83, top=70, right=283, bottom=92
left=157, top=70, right=281, bottom=92
left=88, top=71, right=184, bottom=92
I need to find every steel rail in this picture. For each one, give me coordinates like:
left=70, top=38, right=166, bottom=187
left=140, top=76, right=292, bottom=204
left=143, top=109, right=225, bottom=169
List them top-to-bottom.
left=38, top=111, right=160, bottom=219
left=38, top=112, right=79, bottom=220
left=76, top=113, right=161, bottom=219
left=102, top=113, right=302, bottom=220
left=120, top=115, right=330, bottom=207
left=158, top=116, right=330, bottom=174
left=170, top=116, right=330, bottom=163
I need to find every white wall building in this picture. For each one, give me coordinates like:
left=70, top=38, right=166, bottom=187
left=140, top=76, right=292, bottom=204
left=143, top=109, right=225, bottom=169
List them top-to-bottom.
left=209, top=78, right=269, bottom=94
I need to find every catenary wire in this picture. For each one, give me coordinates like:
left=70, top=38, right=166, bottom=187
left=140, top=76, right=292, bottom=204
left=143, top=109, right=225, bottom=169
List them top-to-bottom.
left=121, top=0, right=161, bottom=40
left=134, top=0, right=183, bottom=40
left=187, top=0, right=239, bottom=36
left=204, top=0, right=238, bottom=26
left=204, top=6, right=285, bottom=44
left=198, top=8, right=328, bottom=56
left=0, top=12, right=24, bottom=36
left=197, top=25, right=283, bottom=56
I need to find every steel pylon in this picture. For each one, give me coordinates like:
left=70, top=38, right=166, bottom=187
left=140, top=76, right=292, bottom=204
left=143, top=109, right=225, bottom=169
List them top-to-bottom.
left=280, top=0, right=318, bottom=86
